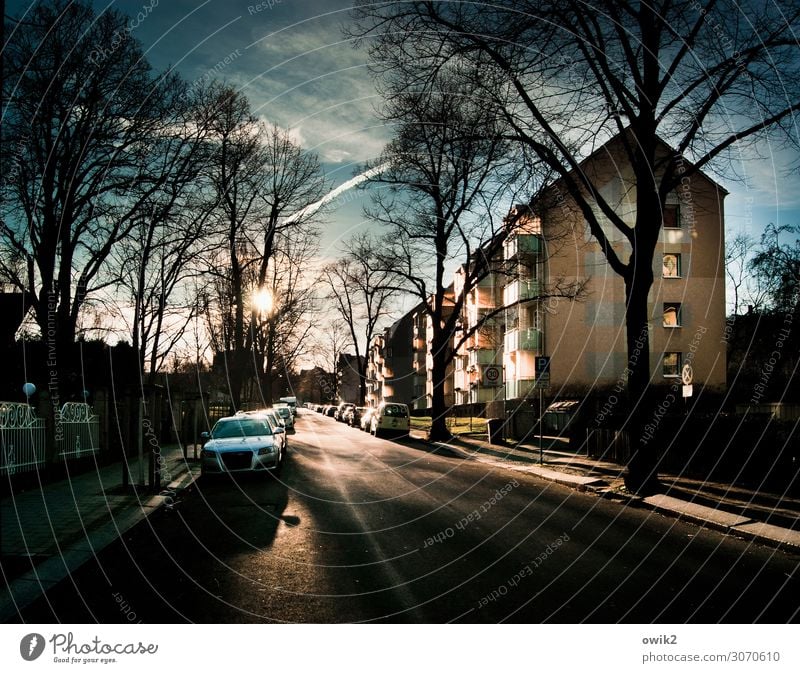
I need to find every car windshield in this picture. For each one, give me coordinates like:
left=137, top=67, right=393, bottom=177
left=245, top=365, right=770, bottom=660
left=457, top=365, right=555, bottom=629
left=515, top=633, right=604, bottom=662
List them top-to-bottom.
left=383, top=404, right=408, bottom=417
left=275, top=407, right=290, bottom=418
left=212, top=418, right=272, bottom=438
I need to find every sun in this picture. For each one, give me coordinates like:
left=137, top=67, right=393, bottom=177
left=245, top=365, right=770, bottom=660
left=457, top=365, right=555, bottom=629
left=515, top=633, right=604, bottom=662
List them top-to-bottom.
left=251, top=288, right=274, bottom=315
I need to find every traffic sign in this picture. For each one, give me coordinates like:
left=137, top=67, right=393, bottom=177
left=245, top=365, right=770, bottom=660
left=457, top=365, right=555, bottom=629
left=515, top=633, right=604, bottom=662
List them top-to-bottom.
left=535, top=356, right=551, bottom=389
left=681, top=364, right=693, bottom=386
left=482, top=365, right=502, bottom=387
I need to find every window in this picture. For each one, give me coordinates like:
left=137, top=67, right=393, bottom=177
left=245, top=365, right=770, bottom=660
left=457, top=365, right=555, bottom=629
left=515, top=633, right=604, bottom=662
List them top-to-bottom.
left=663, top=205, right=680, bottom=229
left=662, top=253, right=681, bottom=278
left=663, top=303, right=681, bottom=327
left=663, top=352, right=681, bottom=377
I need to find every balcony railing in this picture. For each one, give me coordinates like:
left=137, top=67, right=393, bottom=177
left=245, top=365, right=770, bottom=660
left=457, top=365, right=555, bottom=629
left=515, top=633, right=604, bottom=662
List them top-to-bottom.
left=504, top=234, right=541, bottom=260
left=503, top=278, right=540, bottom=305
left=504, top=328, right=542, bottom=352
left=468, top=348, right=496, bottom=368
left=506, top=378, right=537, bottom=400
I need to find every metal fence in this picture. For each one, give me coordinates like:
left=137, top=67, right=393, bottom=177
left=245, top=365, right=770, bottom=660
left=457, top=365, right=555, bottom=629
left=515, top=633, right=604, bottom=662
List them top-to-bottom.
left=0, top=402, right=47, bottom=475
left=56, top=402, right=100, bottom=458
left=586, top=428, right=631, bottom=463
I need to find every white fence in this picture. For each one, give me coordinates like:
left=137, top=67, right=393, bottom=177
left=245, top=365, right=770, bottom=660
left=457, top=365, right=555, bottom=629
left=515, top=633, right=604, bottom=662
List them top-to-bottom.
left=0, top=402, right=47, bottom=475
left=56, top=402, right=100, bottom=458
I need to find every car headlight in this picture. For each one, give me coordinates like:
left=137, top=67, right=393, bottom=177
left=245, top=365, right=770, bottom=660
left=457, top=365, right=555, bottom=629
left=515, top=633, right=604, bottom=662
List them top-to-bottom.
left=257, top=446, right=275, bottom=455
left=201, top=449, right=215, bottom=458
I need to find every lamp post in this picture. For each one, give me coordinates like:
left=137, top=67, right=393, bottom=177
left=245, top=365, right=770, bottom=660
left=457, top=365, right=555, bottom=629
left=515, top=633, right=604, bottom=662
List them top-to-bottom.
left=22, top=382, right=36, bottom=403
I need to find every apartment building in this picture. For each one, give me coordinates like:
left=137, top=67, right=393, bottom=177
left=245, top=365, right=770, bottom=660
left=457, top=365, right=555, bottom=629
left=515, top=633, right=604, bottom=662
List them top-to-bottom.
left=367, top=131, right=727, bottom=416
left=538, top=134, right=727, bottom=396
left=452, top=256, right=504, bottom=406
left=411, top=308, right=428, bottom=411
left=365, top=311, right=416, bottom=408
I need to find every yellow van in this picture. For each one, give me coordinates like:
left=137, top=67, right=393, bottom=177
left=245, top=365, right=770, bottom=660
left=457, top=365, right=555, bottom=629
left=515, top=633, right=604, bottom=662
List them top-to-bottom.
left=370, top=402, right=410, bottom=438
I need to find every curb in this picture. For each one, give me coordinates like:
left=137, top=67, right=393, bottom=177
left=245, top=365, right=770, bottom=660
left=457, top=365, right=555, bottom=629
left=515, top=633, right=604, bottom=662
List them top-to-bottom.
left=426, top=436, right=800, bottom=553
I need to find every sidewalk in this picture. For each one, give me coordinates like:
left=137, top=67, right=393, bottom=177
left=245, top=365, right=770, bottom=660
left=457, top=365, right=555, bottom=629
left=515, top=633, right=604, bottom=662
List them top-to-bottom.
left=414, top=430, right=800, bottom=552
left=0, top=446, right=200, bottom=622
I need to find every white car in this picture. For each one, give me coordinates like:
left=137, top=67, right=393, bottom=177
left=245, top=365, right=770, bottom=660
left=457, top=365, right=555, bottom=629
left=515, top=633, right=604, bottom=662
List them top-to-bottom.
left=370, top=403, right=410, bottom=438
left=273, top=404, right=295, bottom=430
left=200, top=415, right=286, bottom=476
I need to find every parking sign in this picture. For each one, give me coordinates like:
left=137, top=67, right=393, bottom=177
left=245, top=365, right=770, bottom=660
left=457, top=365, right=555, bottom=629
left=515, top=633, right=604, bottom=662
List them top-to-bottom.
left=535, top=356, right=551, bottom=389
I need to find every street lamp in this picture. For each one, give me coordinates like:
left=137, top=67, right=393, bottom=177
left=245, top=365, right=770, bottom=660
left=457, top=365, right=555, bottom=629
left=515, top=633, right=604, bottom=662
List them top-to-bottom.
left=22, top=382, right=36, bottom=403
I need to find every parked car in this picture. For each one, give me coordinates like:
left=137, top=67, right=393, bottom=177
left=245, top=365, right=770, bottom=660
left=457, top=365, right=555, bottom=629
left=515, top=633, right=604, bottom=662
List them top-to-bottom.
left=278, top=396, right=297, bottom=415
left=334, top=402, right=355, bottom=422
left=370, top=403, right=411, bottom=438
left=273, top=404, right=295, bottom=431
left=324, top=405, right=336, bottom=417
left=346, top=406, right=367, bottom=427
left=360, top=407, right=377, bottom=432
left=238, top=408, right=284, bottom=435
left=200, top=414, right=285, bottom=477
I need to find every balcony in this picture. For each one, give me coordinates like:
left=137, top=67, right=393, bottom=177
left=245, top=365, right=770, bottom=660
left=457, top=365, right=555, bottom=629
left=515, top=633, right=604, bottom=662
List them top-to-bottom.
left=504, top=234, right=541, bottom=260
left=503, top=278, right=541, bottom=305
left=504, top=328, right=542, bottom=352
left=468, top=348, right=496, bottom=368
left=506, top=378, right=537, bottom=400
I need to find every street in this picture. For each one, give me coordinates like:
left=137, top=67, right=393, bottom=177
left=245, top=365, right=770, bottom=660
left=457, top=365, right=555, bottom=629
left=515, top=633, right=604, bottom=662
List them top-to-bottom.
left=12, top=411, right=800, bottom=623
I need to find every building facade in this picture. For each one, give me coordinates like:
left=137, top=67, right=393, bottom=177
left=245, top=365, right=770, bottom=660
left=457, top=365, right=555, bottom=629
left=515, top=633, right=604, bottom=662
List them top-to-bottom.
left=365, top=131, right=728, bottom=416
left=366, top=311, right=416, bottom=407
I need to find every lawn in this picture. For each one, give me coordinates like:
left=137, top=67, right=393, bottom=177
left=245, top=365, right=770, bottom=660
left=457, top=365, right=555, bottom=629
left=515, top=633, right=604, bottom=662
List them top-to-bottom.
left=410, top=416, right=487, bottom=435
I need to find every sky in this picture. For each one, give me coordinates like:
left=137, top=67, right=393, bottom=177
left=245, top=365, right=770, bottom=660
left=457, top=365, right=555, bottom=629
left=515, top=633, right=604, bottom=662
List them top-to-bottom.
left=6, top=0, right=800, bottom=293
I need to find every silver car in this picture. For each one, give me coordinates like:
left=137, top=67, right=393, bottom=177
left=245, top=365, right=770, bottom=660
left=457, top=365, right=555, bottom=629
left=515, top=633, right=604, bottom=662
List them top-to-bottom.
left=273, top=404, right=295, bottom=431
left=200, top=415, right=286, bottom=476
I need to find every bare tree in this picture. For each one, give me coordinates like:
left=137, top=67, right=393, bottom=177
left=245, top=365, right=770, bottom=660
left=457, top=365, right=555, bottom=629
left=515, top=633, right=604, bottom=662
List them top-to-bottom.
left=352, top=0, right=800, bottom=490
left=0, top=1, right=190, bottom=386
left=361, top=70, right=537, bottom=441
left=199, top=84, right=327, bottom=407
left=111, top=92, right=220, bottom=383
left=250, top=227, right=319, bottom=403
left=320, top=232, right=397, bottom=404
left=725, top=232, right=771, bottom=317
left=309, top=318, right=352, bottom=403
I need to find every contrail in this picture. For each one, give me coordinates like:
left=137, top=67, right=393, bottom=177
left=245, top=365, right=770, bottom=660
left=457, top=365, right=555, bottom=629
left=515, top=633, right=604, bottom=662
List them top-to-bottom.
left=287, top=162, right=389, bottom=224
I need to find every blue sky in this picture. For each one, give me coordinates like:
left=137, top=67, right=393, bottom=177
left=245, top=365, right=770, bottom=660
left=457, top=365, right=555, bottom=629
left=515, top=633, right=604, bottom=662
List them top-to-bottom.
left=7, top=0, right=800, bottom=267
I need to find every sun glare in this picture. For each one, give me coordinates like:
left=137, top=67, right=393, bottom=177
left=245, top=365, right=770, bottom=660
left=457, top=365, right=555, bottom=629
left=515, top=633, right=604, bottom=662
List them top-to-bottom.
left=252, top=288, right=274, bottom=314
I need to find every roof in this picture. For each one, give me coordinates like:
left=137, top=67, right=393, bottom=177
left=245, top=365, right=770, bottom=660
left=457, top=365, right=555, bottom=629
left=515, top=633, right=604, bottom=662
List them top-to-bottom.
left=542, top=127, right=729, bottom=199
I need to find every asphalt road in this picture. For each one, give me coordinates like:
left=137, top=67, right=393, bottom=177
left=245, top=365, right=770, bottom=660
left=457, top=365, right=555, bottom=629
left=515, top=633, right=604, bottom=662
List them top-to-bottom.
left=11, top=411, right=800, bottom=623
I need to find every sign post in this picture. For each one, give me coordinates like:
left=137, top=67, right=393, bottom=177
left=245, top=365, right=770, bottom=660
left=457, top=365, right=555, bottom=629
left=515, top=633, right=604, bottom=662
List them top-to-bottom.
left=534, top=356, right=551, bottom=464
left=681, top=364, right=693, bottom=413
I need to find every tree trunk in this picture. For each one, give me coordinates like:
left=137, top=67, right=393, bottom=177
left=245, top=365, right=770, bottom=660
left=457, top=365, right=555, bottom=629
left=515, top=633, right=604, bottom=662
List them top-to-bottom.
left=623, top=161, right=661, bottom=494
left=622, top=270, right=659, bottom=493
left=428, top=331, right=451, bottom=442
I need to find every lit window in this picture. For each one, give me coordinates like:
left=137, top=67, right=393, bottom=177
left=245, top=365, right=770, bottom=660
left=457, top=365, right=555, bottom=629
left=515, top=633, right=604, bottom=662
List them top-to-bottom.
left=663, top=205, right=680, bottom=229
left=662, top=253, right=681, bottom=278
left=663, top=303, right=681, bottom=327
left=663, top=352, right=681, bottom=377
